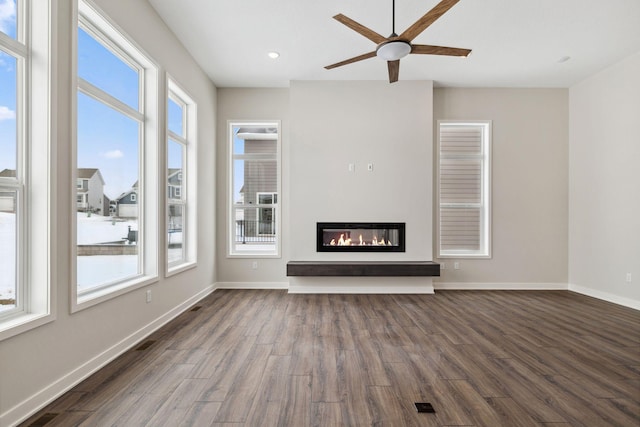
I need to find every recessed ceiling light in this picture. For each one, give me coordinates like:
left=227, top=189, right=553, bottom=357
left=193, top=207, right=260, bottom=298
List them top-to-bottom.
left=268, top=51, right=280, bottom=59
left=557, top=55, right=571, bottom=63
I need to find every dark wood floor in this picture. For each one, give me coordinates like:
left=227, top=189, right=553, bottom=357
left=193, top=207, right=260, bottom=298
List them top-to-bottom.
left=22, top=290, right=640, bottom=426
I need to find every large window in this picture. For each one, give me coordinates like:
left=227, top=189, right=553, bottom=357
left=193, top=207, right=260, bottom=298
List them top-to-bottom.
left=0, top=0, right=52, bottom=339
left=0, top=0, right=20, bottom=317
left=74, top=0, right=158, bottom=309
left=167, top=79, right=196, bottom=272
left=437, top=121, right=491, bottom=258
left=228, top=122, right=281, bottom=257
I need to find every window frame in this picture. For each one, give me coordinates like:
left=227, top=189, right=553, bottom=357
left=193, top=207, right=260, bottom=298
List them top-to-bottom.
left=0, top=0, right=54, bottom=341
left=71, top=0, right=159, bottom=312
left=166, top=77, right=197, bottom=275
left=227, top=120, right=281, bottom=258
left=436, top=120, right=492, bottom=259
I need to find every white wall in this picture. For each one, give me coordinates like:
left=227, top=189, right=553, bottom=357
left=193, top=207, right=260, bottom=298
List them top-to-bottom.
left=0, top=1, right=217, bottom=425
left=568, top=52, right=640, bottom=308
left=286, top=81, right=434, bottom=293
left=289, top=81, right=434, bottom=261
left=216, top=82, right=434, bottom=290
left=216, top=88, right=290, bottom=286
left=433, top=88, right=569, bottom=288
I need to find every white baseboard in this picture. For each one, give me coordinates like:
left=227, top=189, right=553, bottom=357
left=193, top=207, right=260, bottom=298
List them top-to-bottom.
left=288, top=277, right=434, bottom=294
left=215, top=281, right=289, bottom=290
left=434, top=282, right=568, bottom=290
left=569, top=283, right=640, bottom=310
left=2, top=285, right=216, bottom=427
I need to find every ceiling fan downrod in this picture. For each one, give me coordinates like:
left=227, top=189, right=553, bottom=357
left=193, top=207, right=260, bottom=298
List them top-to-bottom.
left=391, top=0, right=398, bottom=37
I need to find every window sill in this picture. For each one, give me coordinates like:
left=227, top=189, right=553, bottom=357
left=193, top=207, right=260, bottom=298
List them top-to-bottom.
left=227, top=254, right=282, bottom=259
left=167, top=261, right=197, bottom=278
left=72, top=274, right=159, bottom=313
left=0, top=311, right=55, bottom=342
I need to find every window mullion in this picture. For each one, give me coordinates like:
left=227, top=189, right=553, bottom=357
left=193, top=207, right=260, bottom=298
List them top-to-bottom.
left=0, top=33, right=28, bottom=57
left=78, top=78, right=143, bottom=122
left=168, top=130, right=186, bottom=145
left=233, top=153, right=276, bottom=161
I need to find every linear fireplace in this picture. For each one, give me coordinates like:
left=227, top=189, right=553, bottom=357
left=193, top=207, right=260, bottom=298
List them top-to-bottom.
left=317, top=222, right=405, bottom=252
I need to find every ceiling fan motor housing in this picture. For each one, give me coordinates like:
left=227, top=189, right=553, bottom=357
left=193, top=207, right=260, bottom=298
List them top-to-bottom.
left=376, top=39, right=412, bottom=61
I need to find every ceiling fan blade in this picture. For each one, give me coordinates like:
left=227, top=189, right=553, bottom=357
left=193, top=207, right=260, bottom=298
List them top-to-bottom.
left=400, top=0, right=460, bottom=42
left=333, top=14, right=387, bottom=44
left=411, top=44, right=471, bottom=57
left=325, top=51, right=377, bottom=70
left=387, top=60, right=400, bottom=83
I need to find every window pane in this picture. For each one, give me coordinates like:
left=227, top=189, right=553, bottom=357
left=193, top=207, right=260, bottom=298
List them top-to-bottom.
left=0, top=0, right=17, bottom=39
left=78, top=27, right=139, bottom=110
left=0, top=50, right=17, bottom=173
left=77, top=92, right=140, bottom=291
left=168, top=97, right=183, bottom=136
left=230, top=123, right=279, bottom=256
left=168, top=138, right=183, bottom=200
left=243, top=159, right=277, bottom=201
left=440, top=159, right=481, bottom=204
left=0, top=189, right=16, bottom=313
left=168, top=204, right=183, bottom=263
left=233, top=206, right=277, bottom=250
left=440, top=207, right=481, bottom=252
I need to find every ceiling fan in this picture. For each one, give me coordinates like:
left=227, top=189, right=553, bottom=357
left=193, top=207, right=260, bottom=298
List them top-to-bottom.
left=325, top=0, right=472, bottom=83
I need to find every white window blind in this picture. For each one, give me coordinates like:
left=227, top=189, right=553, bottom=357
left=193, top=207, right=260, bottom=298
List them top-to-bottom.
left=438, top=121, right=491, bottom=258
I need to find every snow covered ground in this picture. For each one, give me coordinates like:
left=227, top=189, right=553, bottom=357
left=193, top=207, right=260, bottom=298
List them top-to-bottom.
left=0, top=212, right=16, bottom=311
left=76, top=212, right=137, bottom=245
left=1, top=213, right=183, bottom=311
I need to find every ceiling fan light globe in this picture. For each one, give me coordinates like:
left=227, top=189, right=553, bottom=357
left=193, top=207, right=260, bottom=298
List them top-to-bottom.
left=376, top=40, right=412, bottom=61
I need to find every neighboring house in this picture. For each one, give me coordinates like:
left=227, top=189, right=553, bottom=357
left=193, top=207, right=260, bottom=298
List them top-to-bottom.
left=241, top=132, right=277, bottom=237
left=77, top=168, right=105, bottom=214
left=167, top=168, right=182, bottom=200
left=168, top=168, right=183, bottom=230
left=0, top=169, right=16, bottom=212
left=115, top=172, right=185, bottom=221
left=115, top=181, right=138, bottom=218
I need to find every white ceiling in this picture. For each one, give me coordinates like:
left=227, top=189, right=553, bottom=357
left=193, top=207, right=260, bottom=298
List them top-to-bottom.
left=147, top=0, right=640, bottom=88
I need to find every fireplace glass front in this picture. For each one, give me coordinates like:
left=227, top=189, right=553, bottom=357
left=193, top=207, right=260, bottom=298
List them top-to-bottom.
left=317, top=222, right=405, bottom=252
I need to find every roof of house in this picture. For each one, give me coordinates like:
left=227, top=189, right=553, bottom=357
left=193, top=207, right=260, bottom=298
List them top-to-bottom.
left=77, top=168, right=106, bottom=185
left=78, top=168, right=98, bottom=178
left=0, top=169, right=16, bottom=177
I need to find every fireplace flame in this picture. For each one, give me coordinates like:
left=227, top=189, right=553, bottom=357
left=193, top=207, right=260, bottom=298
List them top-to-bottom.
left=329, top=233, right=392, bottom=246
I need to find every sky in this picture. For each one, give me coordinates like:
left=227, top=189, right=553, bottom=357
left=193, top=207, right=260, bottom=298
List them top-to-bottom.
left=0, top=0, right=17, bottom=176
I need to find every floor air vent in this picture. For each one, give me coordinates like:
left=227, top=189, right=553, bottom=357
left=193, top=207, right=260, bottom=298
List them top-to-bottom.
left=190, top=306, right=202, bottom=312
left=135, top=340, right=156, bottom=351
left=414, top=402, right=435, bottom=413
left=28, top=412, right=59, bottom=426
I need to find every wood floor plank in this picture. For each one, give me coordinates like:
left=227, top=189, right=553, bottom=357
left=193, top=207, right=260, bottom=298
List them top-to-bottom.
left=20, top=290, right=640, bottom=427
left=190, top=331, right=257, bottom=381
left=311, top=335, right=341, bottom=402
left=212, top=344, right=273, bottom=423
left=337, top=350, right=374, bottom=426
left=244, top=355, right=291, bottom=425
left=479, top=357, right=567, bottom=423
left=493, top=357, right=605, bottom=425
left=277, top=375, right=312, bottom=427
left=145, top=378, right=210, bottom=426
left=447, top=379, right=509, bottom=426
left=367, top=385, right=439, bottom=427
left=77, top=392, right=144, bottom=426
left=107, top=393, right=170, bottom=426
left=484, top=397, right=540, bottom=427
left=179, top=401, right=223, bottom=427
left=310, top=402, right=344, bottom=427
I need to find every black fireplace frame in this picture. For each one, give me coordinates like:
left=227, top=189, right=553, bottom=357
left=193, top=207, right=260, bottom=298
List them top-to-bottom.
left=316, top=222, right=406, bottom=252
